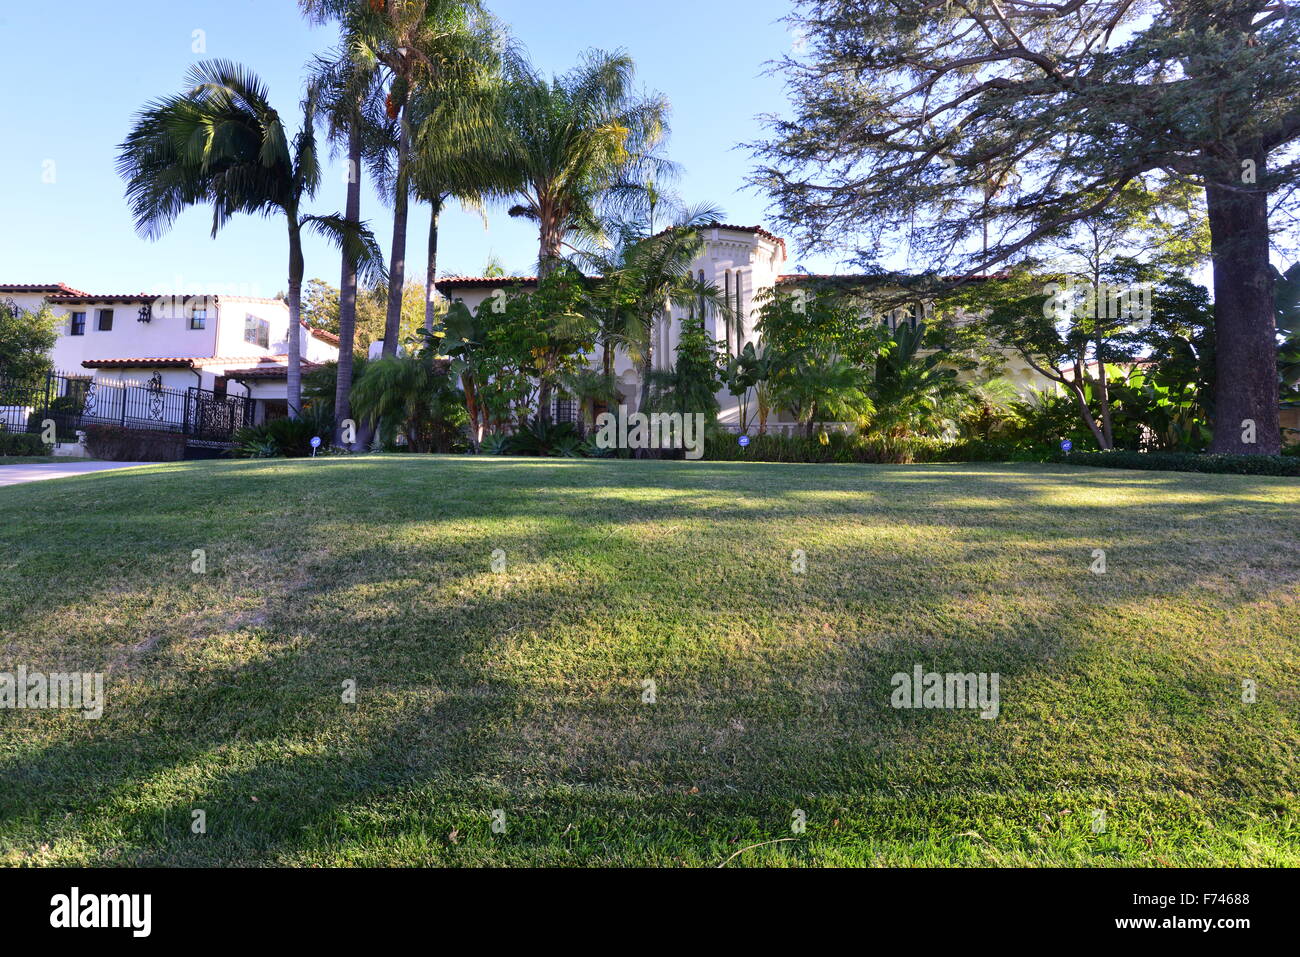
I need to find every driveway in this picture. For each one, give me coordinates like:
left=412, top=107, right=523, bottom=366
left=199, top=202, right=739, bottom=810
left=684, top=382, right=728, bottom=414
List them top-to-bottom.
left=0, top=461, right=154, bottom=487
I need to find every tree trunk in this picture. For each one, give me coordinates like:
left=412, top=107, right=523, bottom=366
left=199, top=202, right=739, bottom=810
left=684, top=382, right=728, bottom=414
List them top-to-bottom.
left=382, top=114, right=411, bottom=358
left=335, top=122, right=363, bottom=448
left=1206, top=156, right=1280, bottom=454
left=424, top=195, right=443, bottom=333
left=538, top=199, right=563, bottom=278
left=286, top=218, right=305, bottom=420
left=462, top=372, right=482, bottom=448
left=1066, top=377, right=1109, bottom=449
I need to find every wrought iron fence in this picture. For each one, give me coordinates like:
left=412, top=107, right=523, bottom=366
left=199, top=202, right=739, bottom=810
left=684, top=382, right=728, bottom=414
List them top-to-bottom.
left=0, top=369, right=254, bottom=445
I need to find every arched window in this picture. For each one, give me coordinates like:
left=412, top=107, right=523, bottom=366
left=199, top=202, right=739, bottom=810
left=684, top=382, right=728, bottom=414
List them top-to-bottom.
left=733, top=270, right=744, bottom=350
left=723, top=271, right=732, bottom=354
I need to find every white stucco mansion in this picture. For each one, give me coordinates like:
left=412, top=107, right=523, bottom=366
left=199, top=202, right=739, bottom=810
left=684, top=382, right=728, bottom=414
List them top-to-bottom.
left=5, top=223, right=1055, bottom=441
left=437, top=224, right=1054, bottom=432
left=0, top=283, right=339, bottom=419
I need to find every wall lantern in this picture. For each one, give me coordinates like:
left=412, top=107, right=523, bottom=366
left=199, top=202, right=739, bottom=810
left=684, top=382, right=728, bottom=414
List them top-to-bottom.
left=137, top=304, right=152, bottom=323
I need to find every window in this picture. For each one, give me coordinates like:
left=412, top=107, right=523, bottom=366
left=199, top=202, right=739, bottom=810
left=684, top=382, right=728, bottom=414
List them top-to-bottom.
left=733, top=270, right=744, bottom=348
left=190, top=307, right=207, bottom=330
left=96, top=309, right=114, bottom=332
left=69, top=312, right=86, bottom=336
left=244, top=313, right=270, bottom=349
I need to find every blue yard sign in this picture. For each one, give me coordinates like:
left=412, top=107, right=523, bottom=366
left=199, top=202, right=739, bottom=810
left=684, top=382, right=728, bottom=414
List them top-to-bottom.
left=738, top=435, right=750, bottom=448
left=310, top=436, right=322, bottom=457
left=1060, top=439, right=1073, bottom=453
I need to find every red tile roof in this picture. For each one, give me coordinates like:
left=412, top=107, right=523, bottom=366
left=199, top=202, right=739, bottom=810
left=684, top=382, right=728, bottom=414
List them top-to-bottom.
left=776, top=272, right=1007, bottom=285
left=436, top=276, right=539, bottom=289
left=0, top=283, right=90, bottom=296
left=52, top=292, right=157, bottom=304
left=301, top=322, right=340, bottom=344
left=82, top=358, right=198, bottom=369
left=223, top=361, right=323, bottom=379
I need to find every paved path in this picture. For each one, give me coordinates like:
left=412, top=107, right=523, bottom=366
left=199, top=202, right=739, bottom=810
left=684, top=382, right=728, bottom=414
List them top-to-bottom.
left=0, top=461, right=154, bottom=487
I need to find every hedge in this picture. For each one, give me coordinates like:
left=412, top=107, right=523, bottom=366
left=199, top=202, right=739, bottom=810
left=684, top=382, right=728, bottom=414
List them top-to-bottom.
left=84, top=425, right=187, bottom=462
left=0, top=430, right=52, bottom=457
left=703, top=432, right=946, bottom=464
left=703, top=432, right=1300, bottom=475
left=1054, top=449, right=1300, bottom=476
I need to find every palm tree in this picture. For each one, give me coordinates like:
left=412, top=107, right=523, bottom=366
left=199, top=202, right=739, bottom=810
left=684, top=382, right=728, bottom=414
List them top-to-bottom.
left=352, top=0, right=492, bottom=357
left=405, top=22, right=515, bottom=332
left=304, top=31, right=386, bottom=444
left=499, top=50, right=672, bottom=277
left=118, top=61, right=385, bottom=417
left=581, top=204, right=729, bottom=417
left=865, top=321, right=966, bottom=438
left=771, top=348, right=873, bottom=438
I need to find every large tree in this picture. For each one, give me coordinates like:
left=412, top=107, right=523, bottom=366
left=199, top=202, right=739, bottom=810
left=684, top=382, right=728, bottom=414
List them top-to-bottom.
left=753, top=0, right=1300, bottom=453
left=301, top=5, right=387, bottom=446
left=499, top=50, right=672, bottom=277
left=118, top=61, right=384, bottom=417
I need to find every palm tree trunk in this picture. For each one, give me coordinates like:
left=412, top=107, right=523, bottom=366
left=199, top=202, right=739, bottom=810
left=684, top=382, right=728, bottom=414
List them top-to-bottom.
left=383, top=114, right=411, bottom=357
left=335, top=122, right=363, bottom=447
left=424, top=195, right=443, bottom=333
left=534, top=199, right=567, bottom=424
left=538, top=200, right=563, bottom=277
left=286, top=217, right=305, bottom=420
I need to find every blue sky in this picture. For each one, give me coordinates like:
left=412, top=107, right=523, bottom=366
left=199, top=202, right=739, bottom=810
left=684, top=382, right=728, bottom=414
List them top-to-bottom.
left=0, top=0, right=841, bottom=298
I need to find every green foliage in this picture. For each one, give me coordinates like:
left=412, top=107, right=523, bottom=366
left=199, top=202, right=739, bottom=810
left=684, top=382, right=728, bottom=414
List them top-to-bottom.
left=1276, top=262, right=1300, bottom=403
left=754, top=283, right=886, bottom=368
left=0, top=299, right=58, bottom=387
left=645, top=316, right=722, bottom=422
left=864, top=320, right=966, bottom=439
left=768, top=347, right=872, bottom=437
left=350, top=354, right=465, bottom=453
left=302, top=356, right=370, bottom=415
left=232, top=408, right=335, bottom=459
left=502, top=419, right=586, bottom=457
left=0, top=428, right=51, bottom=457
left=703, top=430, right=943, bottom=464
left=478, top=431, right=512, bottom=455
left=1057, top=449, right=1300, bottom=477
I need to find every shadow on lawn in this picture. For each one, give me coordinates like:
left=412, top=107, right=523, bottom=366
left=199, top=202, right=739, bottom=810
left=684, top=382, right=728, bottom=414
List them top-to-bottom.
left=0, top=458, right=1295, bottom=863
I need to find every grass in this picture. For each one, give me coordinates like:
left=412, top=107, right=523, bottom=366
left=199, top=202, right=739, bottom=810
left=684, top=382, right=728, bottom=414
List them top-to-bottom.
left=0, top=456, right=1296, bottom=867
left=0, top=456, right=65, bottom=465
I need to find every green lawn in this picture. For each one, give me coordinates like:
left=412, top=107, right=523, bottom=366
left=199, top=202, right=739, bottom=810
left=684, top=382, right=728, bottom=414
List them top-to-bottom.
left=1, top=457, right=1296, bottom=866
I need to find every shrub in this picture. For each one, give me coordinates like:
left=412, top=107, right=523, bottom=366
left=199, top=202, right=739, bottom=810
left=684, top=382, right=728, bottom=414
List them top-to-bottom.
left=231, top=407, right=334, bottom=458
left=504, top=419, right=586, bottom=457
left=83, top=425, right=186, bottom=462
left=0, top=427, right=51, bottom=456
left=702, top=431, right=944, bottom=464
left=1054, top=449, right=1300, bottom=476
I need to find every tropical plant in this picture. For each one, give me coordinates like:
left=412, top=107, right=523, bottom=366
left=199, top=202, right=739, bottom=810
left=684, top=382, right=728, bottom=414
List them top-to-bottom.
left=301, top=4, right=388, bottom=446
left=498, top=50, right=671, bottom=275
left=117, top=60, right=385, bottom=418
left=581, top=203, right=730, bottom=416
left=1275, top=262, right=1300, bottom=404
left=644, top=315, right=723, bottom=425
left=864, top=321, right=967, bottom=439
left=769, top=347, right=872, bottom=438
left=349, top=353, right=466, bottom=452
left=232, top=405, right=335, bottom=458
left=505, top=418, right=584, bottom=456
